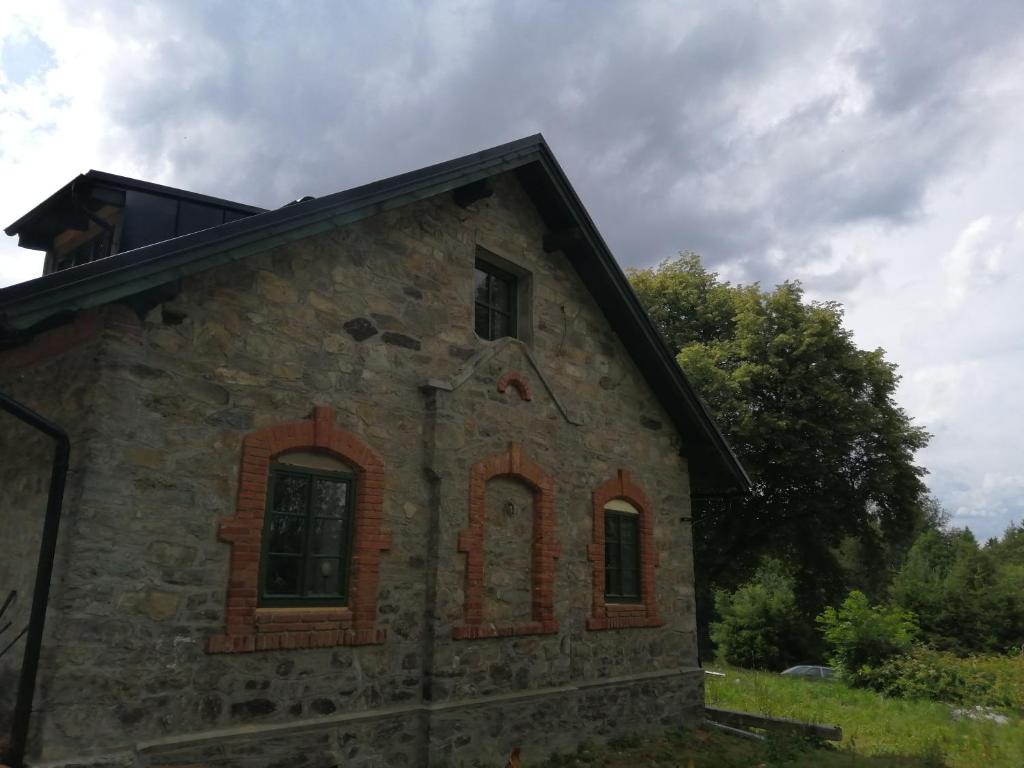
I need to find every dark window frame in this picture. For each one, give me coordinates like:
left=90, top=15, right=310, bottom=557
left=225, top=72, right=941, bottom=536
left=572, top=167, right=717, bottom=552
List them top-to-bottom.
left=56, top=227, right=115, bottom=272
left=474, top=259, right=518, bottom=341
left=259, top=463, right=356, bottom=607
left=604, top=508, right=642, bottom=603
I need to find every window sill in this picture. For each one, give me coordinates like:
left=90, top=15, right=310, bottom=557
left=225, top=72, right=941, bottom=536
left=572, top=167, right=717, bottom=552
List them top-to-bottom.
left=604, top=602, right=646, bottom=612
left=254, top=606, right=352, bottom=632
left=586, top=614, right=664, bottom=631
left=453, top=620, right=559, bottom=640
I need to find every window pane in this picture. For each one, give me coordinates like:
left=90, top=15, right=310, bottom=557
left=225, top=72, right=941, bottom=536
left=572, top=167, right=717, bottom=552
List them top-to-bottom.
left=474, top=269, right=490, bottom=305
left=491, top=275, right=512, bottom=313
left=475, top=303, right=492, bottom=339
left=491, top=311, right=511, bottom=339
left=262, top=467, right=355, bottom=604
left=272, top=473, right=309, bottom=515
left=312, top=478, right=349, bottom=519
left=267, top=513, right=305, bottom=554
left=620, top=516, right=640, bottom=598
left=312, top=518, right=345, bottom=555
left=264, top=555, right=301, bottom=595
left=307, top=557, right=343, bottom=596
left=605, top=564, right=621, bottom=596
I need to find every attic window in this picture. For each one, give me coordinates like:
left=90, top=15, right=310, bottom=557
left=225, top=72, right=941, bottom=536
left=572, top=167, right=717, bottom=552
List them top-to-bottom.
left=55, top=228, right=113, bottom=271
left=474, top=259, right=518, bottom=341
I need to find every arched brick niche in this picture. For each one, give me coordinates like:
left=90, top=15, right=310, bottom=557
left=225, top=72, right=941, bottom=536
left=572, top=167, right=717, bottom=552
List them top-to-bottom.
left=497, top=370, right=532, bottom=401
left=207, top=406, right=392, bottom=654
left=454, top=442, right=560, bottom=639
left=587, top=469, right=663, bottom=631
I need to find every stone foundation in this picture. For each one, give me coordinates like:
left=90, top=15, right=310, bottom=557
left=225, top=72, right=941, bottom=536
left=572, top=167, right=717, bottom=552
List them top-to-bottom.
left=47, top=669, right=700, bottom=768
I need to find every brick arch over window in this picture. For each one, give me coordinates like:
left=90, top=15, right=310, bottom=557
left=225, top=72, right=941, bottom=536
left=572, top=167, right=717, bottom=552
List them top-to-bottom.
left=207, top=406, right=391, bottom=654
left=454, top=442, right=560, bottom=640
left=587, top=470, right=663, bottom=630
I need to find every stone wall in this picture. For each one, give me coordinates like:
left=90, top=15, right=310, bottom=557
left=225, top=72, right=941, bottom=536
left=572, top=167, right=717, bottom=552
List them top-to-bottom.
left=0, top=171, right=702, bottom=766
left=0, top=306, right=137, bottom=751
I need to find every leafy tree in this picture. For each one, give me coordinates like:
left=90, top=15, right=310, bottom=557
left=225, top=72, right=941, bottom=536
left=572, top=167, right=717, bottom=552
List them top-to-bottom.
left=629, top=254, right=930, bottom=648
left=834, top=495, right=949, bottom=603
left=710, top=559, right=809, bottom=669
left=817, top=590, right=917, bottom=684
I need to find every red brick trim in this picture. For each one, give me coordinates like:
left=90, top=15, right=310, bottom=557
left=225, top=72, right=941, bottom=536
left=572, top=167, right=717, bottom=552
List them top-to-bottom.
left=0, top=305, right=141, bottom=374
left=496, top=370, right=532, bottom=401
left=207, top=406, right=392, bottom=654
left=454, top=442, right=559, bottom=640
left=587, top=470, right=663, bottom=631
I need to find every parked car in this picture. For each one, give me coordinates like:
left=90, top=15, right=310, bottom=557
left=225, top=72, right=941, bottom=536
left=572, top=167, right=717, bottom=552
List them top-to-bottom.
left=781, top=665, right=835, bottom=679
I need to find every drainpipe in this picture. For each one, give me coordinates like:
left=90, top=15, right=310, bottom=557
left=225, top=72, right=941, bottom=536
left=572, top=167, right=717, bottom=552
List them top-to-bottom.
left=0, top=391, right=70, bottom=768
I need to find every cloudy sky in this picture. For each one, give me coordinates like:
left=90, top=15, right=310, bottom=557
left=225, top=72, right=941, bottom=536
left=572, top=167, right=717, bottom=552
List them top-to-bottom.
left=2, top=1, right=1022, bottom=539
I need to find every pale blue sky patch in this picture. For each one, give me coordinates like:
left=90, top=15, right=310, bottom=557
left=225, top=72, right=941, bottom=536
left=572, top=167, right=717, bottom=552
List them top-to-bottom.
left=1, top=29, right=56, bottom=86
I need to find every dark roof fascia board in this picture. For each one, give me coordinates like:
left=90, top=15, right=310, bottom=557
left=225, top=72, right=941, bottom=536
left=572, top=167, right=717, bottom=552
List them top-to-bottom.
left=0, top=142, right=541, bottom=330
left=529, top=146, right=750, bottom=491
left=4, top=170, right=266, bottom=236
left=82, top=170, right=268, bottom=214
left=3, top=173, right=89, bottom=236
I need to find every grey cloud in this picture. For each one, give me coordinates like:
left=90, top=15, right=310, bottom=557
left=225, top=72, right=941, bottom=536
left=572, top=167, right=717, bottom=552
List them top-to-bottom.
left=67, top=0, right=1024, bottom=292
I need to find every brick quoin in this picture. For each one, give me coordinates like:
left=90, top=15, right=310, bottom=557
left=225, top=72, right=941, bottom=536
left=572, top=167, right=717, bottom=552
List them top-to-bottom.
left=0, top=304, right=142, bottom=373
left=496, top=370, right=532, bottom=401
left=207, top=405, right=392, bottom=654
left=454, top=442, right=560, bottom=640
left=587, top=469, right=663, bottom=631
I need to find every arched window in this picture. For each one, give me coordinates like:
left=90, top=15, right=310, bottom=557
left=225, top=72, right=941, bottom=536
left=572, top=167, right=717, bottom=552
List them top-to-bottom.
left=208, top=407, right=391, bottom=654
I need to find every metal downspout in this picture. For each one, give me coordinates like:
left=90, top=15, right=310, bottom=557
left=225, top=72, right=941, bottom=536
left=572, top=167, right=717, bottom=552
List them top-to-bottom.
left=0, top=391, right=70, bottom=768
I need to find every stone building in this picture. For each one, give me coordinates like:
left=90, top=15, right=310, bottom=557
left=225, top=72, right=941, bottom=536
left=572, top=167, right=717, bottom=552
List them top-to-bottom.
left=0, top=135, right=748, bottom=767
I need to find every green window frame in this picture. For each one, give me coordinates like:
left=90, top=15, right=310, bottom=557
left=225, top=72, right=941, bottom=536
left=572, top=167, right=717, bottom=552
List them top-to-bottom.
left=474, top=259, right=518, bottom=341
left=259, top=463, right=356, bottom=607
left=604, top=508, right=641, bottom=602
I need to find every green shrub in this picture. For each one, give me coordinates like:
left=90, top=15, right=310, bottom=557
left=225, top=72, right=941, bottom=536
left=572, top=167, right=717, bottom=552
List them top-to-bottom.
left=711, top=559, right=809, bottom=670
left=816, top=590, right=916, bottom=685
left=846, top=647, right=1024, bottom=709
left=859, top=649, right=990, bottom=704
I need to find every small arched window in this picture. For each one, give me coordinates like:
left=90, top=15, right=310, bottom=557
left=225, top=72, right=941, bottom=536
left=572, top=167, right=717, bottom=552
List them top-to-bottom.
left=587, top=470, right=662, bottom=631
left=603, top=499, right=641, bottom=602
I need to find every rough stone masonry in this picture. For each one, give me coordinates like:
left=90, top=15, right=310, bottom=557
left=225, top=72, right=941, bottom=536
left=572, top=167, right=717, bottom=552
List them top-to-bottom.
left=0, top=167, right=711, bottom=767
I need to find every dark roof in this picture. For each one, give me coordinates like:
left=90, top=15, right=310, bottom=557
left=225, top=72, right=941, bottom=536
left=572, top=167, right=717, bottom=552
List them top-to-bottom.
left=0, top=135, right=750, bottom=494
left=4, top=169, right=265, bottom=238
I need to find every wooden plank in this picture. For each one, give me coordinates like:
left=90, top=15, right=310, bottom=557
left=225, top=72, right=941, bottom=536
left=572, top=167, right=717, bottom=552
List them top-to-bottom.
left=705, top=706, right=843, bottom=741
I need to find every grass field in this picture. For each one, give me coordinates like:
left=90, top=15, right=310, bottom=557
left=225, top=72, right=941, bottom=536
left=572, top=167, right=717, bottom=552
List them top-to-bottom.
left=534, top=663, right=1023, bottom=767
left=704, top=665, right=1024, bottom=767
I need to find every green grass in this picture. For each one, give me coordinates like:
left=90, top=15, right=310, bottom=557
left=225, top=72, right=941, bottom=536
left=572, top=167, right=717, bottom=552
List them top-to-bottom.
left=533, top=663, right=1023, bottom=767
left=705, top=665, right=1024, bottom=767
left=538, top=725, right=941, bottom=767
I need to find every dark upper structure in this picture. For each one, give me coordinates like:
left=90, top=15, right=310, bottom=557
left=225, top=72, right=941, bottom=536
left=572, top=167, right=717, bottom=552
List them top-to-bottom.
left=0, top=135, right=749, bottom=495
left=4, top=171, right=264, bottom=274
